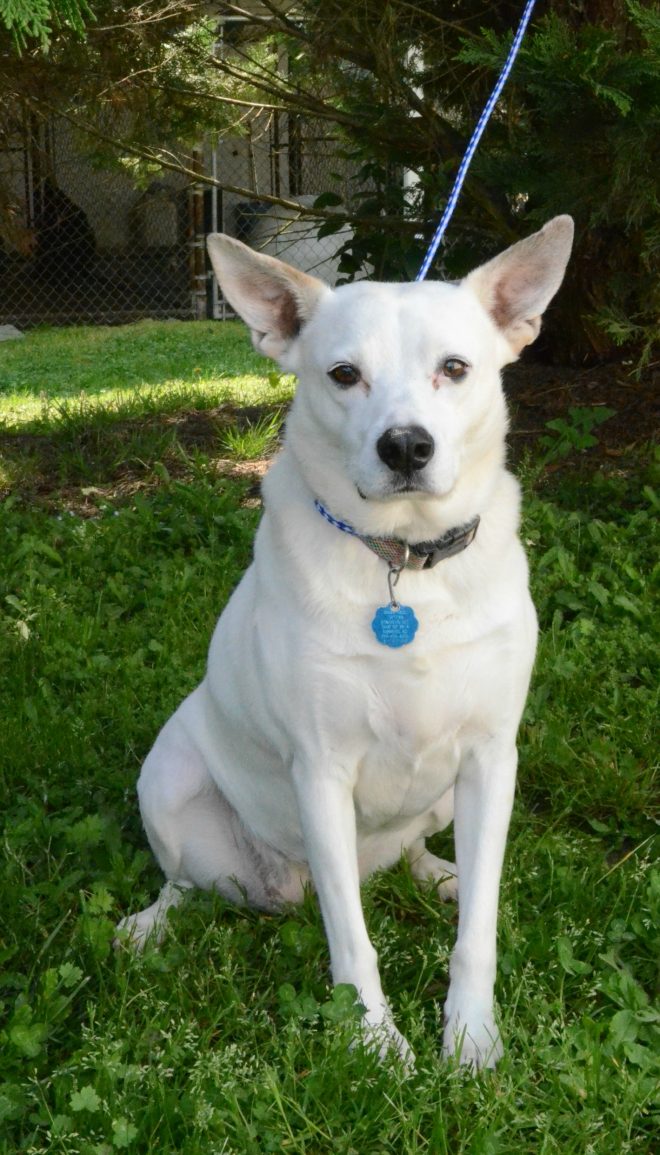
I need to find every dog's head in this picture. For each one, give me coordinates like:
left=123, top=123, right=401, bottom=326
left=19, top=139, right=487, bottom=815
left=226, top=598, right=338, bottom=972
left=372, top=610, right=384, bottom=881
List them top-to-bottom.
left=208, top=218, right=573, bottom=534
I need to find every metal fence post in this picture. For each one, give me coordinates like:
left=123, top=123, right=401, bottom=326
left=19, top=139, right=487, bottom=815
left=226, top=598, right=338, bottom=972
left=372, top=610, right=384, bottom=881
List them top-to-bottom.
left=190, top=146, right=207, bottom=320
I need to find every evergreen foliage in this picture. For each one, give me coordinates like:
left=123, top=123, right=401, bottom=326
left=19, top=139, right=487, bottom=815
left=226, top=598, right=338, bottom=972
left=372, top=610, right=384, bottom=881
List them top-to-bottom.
left=0, top=0, right=90, bottom=49
left=271, top=0, right=659, bottom=363
left=0, top=1, right=657, bottom=363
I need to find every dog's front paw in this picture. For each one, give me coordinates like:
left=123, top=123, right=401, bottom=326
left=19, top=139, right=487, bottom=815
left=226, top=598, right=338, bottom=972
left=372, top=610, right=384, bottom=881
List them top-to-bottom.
left=442, top=1004, right=502, bottom=1070
left=358, top=1014, right=415, bottom=1068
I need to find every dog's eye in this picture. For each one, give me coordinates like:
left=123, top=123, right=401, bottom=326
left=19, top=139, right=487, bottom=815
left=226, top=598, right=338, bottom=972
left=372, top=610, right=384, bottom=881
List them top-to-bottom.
left=442, top=358, right=469, bottom=381
left=328, top=363, right=361, bottom=388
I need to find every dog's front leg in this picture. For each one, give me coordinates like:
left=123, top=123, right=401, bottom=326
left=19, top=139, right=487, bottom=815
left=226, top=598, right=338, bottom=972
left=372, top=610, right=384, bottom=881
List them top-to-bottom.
left=443, top=741, right=517, bottom=1069
left=293, top=765, right=413, bottom=1063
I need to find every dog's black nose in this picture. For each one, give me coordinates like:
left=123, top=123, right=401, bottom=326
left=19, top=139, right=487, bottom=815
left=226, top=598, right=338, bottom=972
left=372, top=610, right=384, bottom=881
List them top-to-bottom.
left=376, top=425, right=435, bottom=473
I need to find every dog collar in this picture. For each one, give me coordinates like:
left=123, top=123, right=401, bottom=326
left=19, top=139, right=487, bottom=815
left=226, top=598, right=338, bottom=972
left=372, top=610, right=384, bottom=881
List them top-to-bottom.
left=314, top=499, right=480, bottom=571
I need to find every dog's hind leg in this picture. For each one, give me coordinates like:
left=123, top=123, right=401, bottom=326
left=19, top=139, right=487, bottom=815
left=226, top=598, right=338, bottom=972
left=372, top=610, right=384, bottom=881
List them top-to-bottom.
left=116, top=709, right=308, bottom=950
left=406, top=788, right=458, bottom=900
left=406, top=842, right=458, bottom=900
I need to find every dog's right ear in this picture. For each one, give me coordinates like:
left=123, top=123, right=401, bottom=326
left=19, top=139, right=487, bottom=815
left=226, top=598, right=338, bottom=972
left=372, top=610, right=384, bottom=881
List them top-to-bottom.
left=206, top=234, right=329, bottom=360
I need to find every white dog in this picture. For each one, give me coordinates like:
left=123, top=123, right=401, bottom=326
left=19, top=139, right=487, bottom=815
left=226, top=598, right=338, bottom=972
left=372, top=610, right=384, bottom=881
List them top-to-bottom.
left=117, top=217, right=574, bottom=1068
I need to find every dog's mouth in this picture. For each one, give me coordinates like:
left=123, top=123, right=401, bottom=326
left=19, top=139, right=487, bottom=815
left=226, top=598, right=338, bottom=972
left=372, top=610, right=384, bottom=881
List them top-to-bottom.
left=357, top=477, right=433, bottom=501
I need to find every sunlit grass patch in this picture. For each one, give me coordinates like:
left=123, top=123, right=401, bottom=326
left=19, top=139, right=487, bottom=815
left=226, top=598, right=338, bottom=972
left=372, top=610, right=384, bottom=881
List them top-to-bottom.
left=0, top=319, right=293, bottom=427
left=0, top=321, right=292, bottom=502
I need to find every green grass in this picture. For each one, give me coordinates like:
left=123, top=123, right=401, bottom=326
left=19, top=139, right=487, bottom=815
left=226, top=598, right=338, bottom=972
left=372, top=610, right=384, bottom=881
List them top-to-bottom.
left=0, top=320, right=293, bottom=427
left=0, top=321, right=292, bottom=495
left=0, top=323, right=658, bottom=1154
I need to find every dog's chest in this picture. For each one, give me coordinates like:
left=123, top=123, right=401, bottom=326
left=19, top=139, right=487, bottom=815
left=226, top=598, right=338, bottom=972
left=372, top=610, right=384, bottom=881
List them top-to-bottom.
left=352, top=652, right=473, bottom=829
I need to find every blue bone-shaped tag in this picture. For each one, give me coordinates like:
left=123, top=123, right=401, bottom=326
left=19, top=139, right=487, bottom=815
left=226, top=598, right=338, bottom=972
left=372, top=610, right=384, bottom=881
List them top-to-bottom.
left=371, top=603, right=419, bottom=648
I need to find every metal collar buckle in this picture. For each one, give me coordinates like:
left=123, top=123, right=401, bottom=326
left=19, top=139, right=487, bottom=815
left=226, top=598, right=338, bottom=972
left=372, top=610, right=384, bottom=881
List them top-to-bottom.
left=411, top=516, right=481, bottom=569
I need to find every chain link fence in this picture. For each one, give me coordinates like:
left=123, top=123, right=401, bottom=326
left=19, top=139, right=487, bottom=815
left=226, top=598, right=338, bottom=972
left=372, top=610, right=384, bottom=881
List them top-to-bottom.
left=0, top=107, right=357, bottom=330
left=203, top=112, right=359, bottom=319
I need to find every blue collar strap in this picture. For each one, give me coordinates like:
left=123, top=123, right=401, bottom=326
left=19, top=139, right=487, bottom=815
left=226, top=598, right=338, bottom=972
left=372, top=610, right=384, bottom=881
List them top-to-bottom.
left=314, top=499, right=480, bottom=571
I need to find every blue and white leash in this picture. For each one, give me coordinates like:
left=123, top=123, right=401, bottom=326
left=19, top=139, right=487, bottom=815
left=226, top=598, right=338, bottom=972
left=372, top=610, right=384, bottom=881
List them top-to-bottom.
left=416, top=0, right=537, bottom=282
left=314, top=2, right=536, bottom=646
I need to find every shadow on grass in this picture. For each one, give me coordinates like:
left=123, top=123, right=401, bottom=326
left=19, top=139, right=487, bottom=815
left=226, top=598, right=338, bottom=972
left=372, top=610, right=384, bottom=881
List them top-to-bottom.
left=0, top=398, right=285, bottom=506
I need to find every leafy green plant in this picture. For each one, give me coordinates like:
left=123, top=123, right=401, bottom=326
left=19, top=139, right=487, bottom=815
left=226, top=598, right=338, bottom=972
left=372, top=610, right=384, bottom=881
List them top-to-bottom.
left=0, top=0, right=90, bottom=51
left=539, top=406, right=616, bottom=463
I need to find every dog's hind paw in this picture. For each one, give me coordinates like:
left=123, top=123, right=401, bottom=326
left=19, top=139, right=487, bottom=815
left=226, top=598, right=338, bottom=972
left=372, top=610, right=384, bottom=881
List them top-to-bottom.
left=408, top=849, right=458, bottom=901
left=113, top=880, right=192, bottom=952
left=113, top=908, right=166, bottom=952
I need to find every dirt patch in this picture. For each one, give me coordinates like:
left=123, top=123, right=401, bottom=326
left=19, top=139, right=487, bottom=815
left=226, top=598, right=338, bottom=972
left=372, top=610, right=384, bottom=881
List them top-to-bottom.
left=503, top=356, right=658, bottom=465
left=156, top=404, right=281, bottom=448
left=25, top=458, right=270, bottom=518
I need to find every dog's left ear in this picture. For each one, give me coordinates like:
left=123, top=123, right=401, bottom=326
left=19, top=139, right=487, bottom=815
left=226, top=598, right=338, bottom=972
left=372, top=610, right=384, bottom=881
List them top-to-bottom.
left=465, top=215, right=574, bottom=357
left=207, top=233, right=330, bottom=360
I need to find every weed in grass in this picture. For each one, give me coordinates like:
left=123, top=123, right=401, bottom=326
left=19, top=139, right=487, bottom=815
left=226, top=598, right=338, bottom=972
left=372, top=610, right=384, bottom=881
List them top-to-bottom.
left=0, top=324, right=657, bottom=1154
left=218, top=410, right=284, bottom=461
